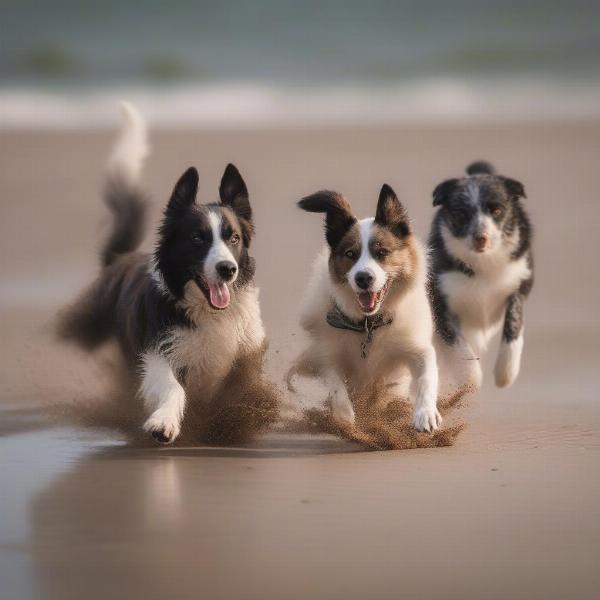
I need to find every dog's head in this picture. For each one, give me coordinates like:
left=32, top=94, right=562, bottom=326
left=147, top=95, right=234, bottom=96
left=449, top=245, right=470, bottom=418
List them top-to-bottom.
left=432, top=161, right=526, bottom=256
left=155, top=164, right=254, bottom=310
left=299, top=184, right=417, bottom=316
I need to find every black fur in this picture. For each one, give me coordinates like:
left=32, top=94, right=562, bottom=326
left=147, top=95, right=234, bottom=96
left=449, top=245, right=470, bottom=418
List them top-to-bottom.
left=466, top=160, right=496, bottom=176
left=428, top=161, right=534, bottom=346
left=220, top=163, right=252, bottom=227
left=60, top=164, right=256, bottom=360
left=102, top=177, right=148, bottom=267
left=374, top=183, right=410, bottom=238
left=298, top=190, right=357, bottom=248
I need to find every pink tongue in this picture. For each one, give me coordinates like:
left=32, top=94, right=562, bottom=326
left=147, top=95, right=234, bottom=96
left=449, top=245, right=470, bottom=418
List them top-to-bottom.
left=208, top=282, right=230, bottom=309
left=358, top=291, right=377, bottom=313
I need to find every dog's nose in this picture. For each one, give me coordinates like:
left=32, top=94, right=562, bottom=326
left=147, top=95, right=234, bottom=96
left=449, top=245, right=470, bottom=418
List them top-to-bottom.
left=473, top=233, right=489, bottom=251
left=216, top=261, right=237, bottom=281
left=355, top=271, right=374, bottom=290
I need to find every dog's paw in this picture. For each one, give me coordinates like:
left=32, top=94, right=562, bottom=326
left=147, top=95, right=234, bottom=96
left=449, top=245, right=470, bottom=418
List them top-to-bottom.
left=494, top=338, right=523, bottom=388
left=285, top=366, right=298, bottom=393
left=330, top=389, right=356, bottom=428
left=412, top=406, right=442, bottom=433
left=143, top=411, right=181, bottom=444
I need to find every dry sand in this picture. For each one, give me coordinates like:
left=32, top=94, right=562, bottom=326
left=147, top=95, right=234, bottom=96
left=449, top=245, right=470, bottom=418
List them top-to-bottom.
left=1, top=122, right=599, bottom=599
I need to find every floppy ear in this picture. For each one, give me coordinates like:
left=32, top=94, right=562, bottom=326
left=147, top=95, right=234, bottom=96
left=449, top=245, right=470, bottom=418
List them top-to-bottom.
left=219, top=163, right=252, bottom=223
left=167, top=167, right=198, bottom=212
left=501, top=176, right=526, bottom=200
left=432, top=178, right=459, bottom=207
left=375, top=183, right=410, bottom=238
left=298, top=190, right=356, bottom=248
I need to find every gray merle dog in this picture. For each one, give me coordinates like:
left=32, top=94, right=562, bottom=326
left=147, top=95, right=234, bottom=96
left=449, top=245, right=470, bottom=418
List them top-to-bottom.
left=427, top=160, right=533, bottom=396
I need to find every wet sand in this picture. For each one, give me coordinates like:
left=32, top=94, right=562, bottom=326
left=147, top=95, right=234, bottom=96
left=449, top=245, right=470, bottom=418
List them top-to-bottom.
left=1, top=123, right=600, bottom=599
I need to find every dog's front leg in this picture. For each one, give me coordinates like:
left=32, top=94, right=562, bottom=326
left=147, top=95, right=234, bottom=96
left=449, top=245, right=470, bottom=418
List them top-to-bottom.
left=495, top=292, right=525, bottom=388
left=409, top=347, right=442, bottom=432
left=140, top=351, right=186, bottom=444
left=325, top=369, right=355, bottom=428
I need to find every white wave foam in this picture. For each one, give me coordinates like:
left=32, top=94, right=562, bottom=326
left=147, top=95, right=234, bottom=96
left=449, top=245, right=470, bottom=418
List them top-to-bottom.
left=2, top=79, right=600, bottom=128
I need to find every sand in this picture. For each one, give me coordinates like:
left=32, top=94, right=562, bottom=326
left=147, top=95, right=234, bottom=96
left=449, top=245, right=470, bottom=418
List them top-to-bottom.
left=1, top=122, right=599, bottom=599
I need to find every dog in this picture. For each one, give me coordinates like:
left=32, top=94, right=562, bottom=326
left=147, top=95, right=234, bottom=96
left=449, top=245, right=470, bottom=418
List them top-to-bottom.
left=59, top=104, right=266, bottom=443
left=428, top=160, right=533, bottom=394
left=289, top=184, right=441, bottom=432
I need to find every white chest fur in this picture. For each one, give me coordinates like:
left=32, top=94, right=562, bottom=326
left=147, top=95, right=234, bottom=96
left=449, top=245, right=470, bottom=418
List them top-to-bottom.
left=440, top=255, right=530, bottom=351
left=166, top=285, right=265, bottom=390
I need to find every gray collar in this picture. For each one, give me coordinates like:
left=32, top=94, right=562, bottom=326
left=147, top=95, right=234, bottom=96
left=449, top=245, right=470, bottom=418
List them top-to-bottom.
left=326, top=303, right=393, bottom=358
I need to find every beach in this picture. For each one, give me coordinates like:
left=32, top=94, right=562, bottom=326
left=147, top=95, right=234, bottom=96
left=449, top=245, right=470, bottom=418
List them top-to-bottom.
left=1, top=121, right=600, bottom=599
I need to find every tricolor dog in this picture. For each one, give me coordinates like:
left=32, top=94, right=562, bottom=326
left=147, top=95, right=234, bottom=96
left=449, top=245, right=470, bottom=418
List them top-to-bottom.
left=59, top=104, right=265, bottom=443
left=428, top=161, right=533, bottom=393
left=290, top=185, right=441, bottom=432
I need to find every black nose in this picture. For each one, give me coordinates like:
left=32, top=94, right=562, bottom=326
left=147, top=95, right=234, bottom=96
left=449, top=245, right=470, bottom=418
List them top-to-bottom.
left=216, top=261, right=237, bottom=281
left=355, top=271, right=374, bottom=290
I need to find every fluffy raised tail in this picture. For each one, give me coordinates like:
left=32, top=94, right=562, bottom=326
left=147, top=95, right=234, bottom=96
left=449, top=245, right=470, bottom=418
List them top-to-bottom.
left=102, top=102, right=149, bottom=267
left=466, top=160, right=495, bottom=176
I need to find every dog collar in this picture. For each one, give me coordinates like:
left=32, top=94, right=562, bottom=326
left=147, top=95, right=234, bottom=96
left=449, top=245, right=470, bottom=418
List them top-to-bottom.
left=326, top=303, right=393, bottom=359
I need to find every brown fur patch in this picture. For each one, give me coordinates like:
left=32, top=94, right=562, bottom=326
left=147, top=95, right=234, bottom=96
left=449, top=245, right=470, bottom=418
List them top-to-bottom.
left=329, top=222, right=361, bottom=283
left=370, top=224, right=417, bottom=284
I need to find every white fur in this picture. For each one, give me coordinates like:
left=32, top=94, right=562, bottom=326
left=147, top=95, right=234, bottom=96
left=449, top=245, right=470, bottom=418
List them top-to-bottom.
left=106, top=102, right=149, bottom=186
left=204, top=212, right=238, bottom=284
left=472, top=214, right=501, bottom=252
left=347, top=218, right=388, bottom=293
left=436, top=222, right=529, bottom=397
left=440, top=223, right=530, bottom=356
left=297, top=235, right=440, bottom=433
left=171, top=283, right=265, bottom=396
left=140, top=284, right=265, bottom=442
left=494, top=334, right=524, bottom=388
left=410, top=346, right=442, bottom=432
left=141, top=351, right=186, bottom=443
left=326, top=369, right=356, bottom=426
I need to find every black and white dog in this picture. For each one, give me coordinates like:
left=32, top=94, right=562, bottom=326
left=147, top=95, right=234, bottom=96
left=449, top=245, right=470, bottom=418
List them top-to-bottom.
left=59, top=104, right=266, bottom=443
left=428, top=161, right=533, bottom=394
left=289, top=185, right=441, bottom=432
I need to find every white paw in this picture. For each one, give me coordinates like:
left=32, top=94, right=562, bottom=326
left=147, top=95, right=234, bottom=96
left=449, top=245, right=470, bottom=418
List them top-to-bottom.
left=494, top=337, right=523, bottom=388
left=330, top=389, right=356, bottom=428
left=412, top=406, right=442, bottom=432
left=143, top=410, right=181, bottom=444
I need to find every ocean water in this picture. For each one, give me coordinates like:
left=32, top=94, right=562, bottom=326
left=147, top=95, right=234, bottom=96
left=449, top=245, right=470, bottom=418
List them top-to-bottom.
left=2, top=0, right=600, bottom=126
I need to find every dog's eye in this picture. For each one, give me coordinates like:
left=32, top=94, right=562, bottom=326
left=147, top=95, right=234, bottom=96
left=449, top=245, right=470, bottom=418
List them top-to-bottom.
left=491, top=207, right=503, bottom=219
left=191, top=232, right=204, bottom=244
left=230, top=233, right=241, bottom=245
left=376, top=248, right=390, bottom=259
left=345, top=250, right=355, bottom=259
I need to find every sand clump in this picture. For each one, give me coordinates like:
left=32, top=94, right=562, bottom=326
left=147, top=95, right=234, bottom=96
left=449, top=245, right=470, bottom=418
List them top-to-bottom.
left=295, top=382, right=470, bottom=450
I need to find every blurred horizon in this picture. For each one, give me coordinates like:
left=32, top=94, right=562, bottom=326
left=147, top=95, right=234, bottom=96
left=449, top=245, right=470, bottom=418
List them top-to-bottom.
left=2, top=0, right=600, bottom=126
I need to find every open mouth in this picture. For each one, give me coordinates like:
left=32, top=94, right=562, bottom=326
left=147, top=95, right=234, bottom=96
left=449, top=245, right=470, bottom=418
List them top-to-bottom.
left=196, top=276, right=231, bottom=310
left=356, top=279, right=391, bottom=314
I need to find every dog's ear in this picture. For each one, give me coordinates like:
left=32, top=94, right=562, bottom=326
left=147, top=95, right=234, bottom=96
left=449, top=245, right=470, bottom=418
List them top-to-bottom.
left=219, top=163, right=252, bottom=223
left=167, top=167, right=198, bottom=211
left=501, top=176, right=526, bottom=200
left=432, top=178, right=459, bottom=207
left=375, top=183, right=410, bottom=238
left=298, top=190, right=356, bottom=248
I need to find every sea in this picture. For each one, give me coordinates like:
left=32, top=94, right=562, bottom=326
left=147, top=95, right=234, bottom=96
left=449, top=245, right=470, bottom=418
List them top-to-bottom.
left=2, top=0, right=600, bottom=127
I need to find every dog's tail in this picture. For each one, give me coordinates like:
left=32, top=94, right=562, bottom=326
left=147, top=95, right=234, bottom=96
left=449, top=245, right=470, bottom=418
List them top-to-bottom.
left=101, top=102, right=149, bottom=268
left=466, top=160, right=495, bottom=176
